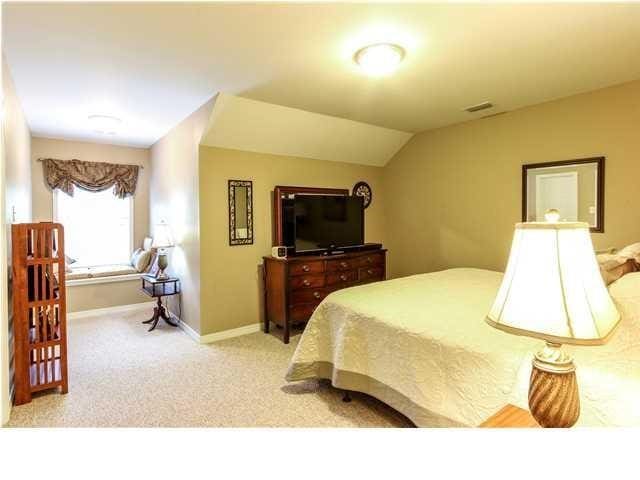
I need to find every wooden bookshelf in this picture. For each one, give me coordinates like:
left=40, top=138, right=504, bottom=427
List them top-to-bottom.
left=12, top=222, right=69, bottom=405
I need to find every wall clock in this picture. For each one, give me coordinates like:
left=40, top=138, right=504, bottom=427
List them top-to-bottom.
left=352, top=181, right=372, bottom=209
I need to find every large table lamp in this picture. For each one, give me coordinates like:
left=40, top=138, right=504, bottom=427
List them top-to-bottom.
left=486, top=211, right=620, bottom=427
left=152, top=221, right=175, bottom=279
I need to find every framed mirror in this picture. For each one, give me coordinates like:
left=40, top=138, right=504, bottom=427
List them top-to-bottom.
left=522, top=157, right=604, bottom=232
left=228, top=179, right=254, bottom=245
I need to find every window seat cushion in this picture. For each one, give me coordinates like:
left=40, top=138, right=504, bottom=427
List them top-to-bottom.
left=67, top=264, right=138, bottom=281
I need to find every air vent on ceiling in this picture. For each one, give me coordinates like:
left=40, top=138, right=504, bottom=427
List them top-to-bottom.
left=464, top=101, right=493, bottom=113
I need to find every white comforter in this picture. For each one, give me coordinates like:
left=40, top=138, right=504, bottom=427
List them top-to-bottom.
left=286, top=268, right=640, bottom=427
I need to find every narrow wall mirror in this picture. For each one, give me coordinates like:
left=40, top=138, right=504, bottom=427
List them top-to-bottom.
left=522, top=157, right=604, bottom=232
left=229, top=180, right=254, bottom=245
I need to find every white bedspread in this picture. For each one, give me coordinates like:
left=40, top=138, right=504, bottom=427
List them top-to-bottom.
left=286, top=268, right=640, bottom=427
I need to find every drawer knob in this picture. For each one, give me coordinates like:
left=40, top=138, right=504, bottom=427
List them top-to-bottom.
left=366, top=257, right=372, bottom=263
left=340, top=262, right=348, bottom=268
left=302, top=265, right=310, bottom=272
left=367, top=269, right=374, bottom=275
left=340, top=274, right=347, bottom=281
left=303, top=279, right=311, bottom=286
left=313, top=291, right=321, bottom=299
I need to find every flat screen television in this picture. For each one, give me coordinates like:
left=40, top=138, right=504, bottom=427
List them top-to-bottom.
left=293, top=195, right=364, bottom=253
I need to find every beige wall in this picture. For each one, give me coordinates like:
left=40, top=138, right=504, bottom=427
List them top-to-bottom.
left=2, top=56, right=32, bottom=424
left=383, top=80, right=640, bottom=279
left=149, top=99, right=216, bottom=334
left=30, top=137, right=151, bottom=312
left=198, top=146, right=385, bottom=335
left=65, top=281, right=147, bottom=313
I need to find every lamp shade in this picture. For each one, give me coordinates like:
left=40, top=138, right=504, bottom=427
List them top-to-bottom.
left=152, top=221, right=175, bottom=248
left=486, top=221, right=620, bottom=346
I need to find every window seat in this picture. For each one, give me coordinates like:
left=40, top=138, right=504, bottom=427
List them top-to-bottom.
left=67, top=265, right=142, bottom=286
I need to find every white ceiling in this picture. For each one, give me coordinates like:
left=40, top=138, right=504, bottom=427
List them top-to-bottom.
left=4, top=2, right=640, bottom=148
left=201, top=94, right=412, bottom=166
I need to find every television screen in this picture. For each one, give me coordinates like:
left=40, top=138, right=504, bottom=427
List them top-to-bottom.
left=294, top=195, right=364, bottom=252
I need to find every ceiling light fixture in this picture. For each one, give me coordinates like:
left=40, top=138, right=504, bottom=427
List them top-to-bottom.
left=354, top=43, right=405, bottom=77
left=88, top=114, right=122, bottom=135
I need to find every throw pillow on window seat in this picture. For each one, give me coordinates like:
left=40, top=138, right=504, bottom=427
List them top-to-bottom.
left=130, top=248, right=143, bottom=265
left=131, top=249, right=152, bottom=272
left=64, top=254, right=77, bottom=273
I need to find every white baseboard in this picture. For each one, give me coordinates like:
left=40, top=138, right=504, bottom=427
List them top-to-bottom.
left=68, top=301, right=155, bottom=320
left=68, top=302, right=260, bottom=344
left=177, top=319, right=200, bottom=342
left=179, top=320, right=261, bottom=344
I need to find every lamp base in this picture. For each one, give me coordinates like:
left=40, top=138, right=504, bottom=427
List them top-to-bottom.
left=155, top=252, right=169, bottom=280
left=156, top=269, right=169, bottom=280
left=528, top=342, right=580, bottom=428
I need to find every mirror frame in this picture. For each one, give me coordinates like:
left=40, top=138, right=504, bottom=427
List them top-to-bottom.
left=522, top=157, right=605, bottom=233
left=228, top=179, right=254, bottom=246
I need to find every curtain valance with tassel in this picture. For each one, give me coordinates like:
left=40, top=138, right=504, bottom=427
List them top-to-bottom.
left=39, top=158, right=140, bottom=198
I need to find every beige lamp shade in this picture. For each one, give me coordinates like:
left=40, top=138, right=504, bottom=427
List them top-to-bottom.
left=151, top=221, right=175, bottom=248
left=487, top=221, right=620, bottom=346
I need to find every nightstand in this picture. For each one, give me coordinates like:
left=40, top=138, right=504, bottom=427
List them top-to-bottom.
left=140, top=275, right=180, bottom=332
left=479, top=404, right=540, bottom=428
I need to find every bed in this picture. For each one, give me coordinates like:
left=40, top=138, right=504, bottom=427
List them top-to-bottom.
left=286, top=268, right=640, bottom=427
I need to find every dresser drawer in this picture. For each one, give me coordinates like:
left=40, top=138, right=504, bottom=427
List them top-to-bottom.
left=357, top=252, right=385, bottom=268
left=326, top=258, right=357, bottom=272
left=289, top=260, right=324, bottom=276
left=359, top=266, right=384, bottom=282
left=326, top=270, right=358, bottom=286
left=289, top=274, right=325, bottom=290
left=290, top=288, right=328, bottom=304
left=289, top=303, right=320, bottom=322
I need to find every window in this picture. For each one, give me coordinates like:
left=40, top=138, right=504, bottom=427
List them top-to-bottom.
left=54, top=187, right=133, bottom=267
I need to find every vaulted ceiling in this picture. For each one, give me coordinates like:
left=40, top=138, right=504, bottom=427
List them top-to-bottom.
left=4, top=2, right=640, bottom=148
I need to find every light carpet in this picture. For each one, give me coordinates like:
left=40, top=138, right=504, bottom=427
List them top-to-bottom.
left=6, top=307, right=412, bottom=427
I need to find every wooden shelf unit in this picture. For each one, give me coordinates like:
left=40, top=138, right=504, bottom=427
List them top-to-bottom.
left=12, top=222, right=69, bottom=405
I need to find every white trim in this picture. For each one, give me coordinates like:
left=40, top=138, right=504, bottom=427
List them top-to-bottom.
left=0, top=86, right=10, bottom=426
left=592, top=168, right=599, bottom=228
left=66, top=272, right=143, bottom=286
left=68, top=301, right=154, bottom=320
left=177, top=319, right=201, bottom=342
left=178, top=320, right=261, bottom=344
left=199, top=323, right=262, bottom=343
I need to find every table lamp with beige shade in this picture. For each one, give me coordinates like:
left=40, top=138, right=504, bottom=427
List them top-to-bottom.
left=486, top=210, right=620, bottom=428
left=152, top=220, right=175, bottom=279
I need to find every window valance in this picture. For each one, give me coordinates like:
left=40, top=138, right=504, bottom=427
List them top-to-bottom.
left=39, top=158, right=140, bottom=198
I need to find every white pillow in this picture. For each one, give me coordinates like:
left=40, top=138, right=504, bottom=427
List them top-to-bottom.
left=617, top=242, right=640, bottom=262
left=130, top=248, right=143, bottom=266
left=132, top=249, right=152, bottom=272
left=597, top=253, right=626, bottom=272
left=65, top=254, right=77, bottom=274
left=609, top=271, right=640, bottom=299
left=609, top=272, right=640, bottom=329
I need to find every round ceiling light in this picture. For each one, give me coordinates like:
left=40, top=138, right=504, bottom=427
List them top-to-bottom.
left=354, top=43, right=405, bottom=76
left=88, top=114, right=122, bottom=135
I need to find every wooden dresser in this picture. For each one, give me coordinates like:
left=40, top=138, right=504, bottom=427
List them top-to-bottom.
left=263, top=248, right=386, bottom=343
